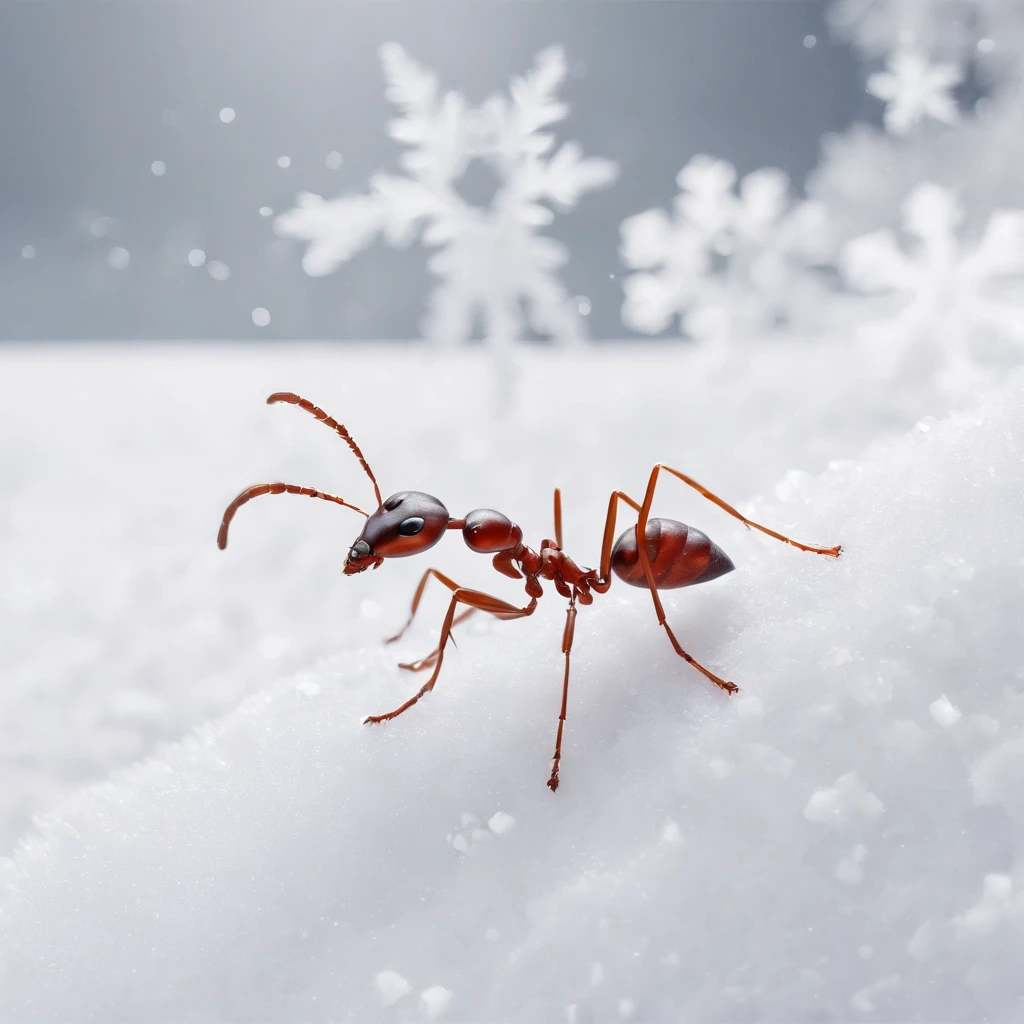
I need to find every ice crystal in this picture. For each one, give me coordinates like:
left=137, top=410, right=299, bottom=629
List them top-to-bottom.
left=275, top=45, right=617, bottom=348
left=867, top=50, right=962, bottom=134
left=620, top=156, right=827, bottom=341
left=840, top=182, right=1024, bottom=381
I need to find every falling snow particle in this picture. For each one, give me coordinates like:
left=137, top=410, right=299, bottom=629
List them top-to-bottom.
left=804, top=35, right=817, bottom=48
left=977, top=38, right=995, bottom=54
left=219, top=107, right=235, bottom=123
left=325, top=150, right=343, bottom=169
left=277, top=156, right=291, bottom=169
left=151, top=160, right=166, bottom=176
left=259, top=206, right=273, bottom=217
left=89, top=216, right=114, bottom=238
left=21, top=245, right=35, bottom=259
left=107, top=247, right=131, bottom=270
left=187, top=249, right=206, bottom=267
left=207, top=260, right=231, bottom=281
left=577, top=297, right=592, bottom=316
left=251, top=307, right=271, bottom=328
left=929, top=695, right=961, bottom=728
left=487, top=811, right=515, bottom=835
left=589, top=962, right=604, bottom=986
left=374, top=970, right=410, bottom=1007
left=420, top=985, right=453, bottom=1017
left=618, top=998, right=636, bottom=1019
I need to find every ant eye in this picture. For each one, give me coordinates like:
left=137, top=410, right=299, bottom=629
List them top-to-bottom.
left=398, top=517, right=425, bottom=536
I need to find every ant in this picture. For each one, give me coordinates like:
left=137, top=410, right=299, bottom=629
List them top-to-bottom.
left=218, top=393, right=841, bottom=791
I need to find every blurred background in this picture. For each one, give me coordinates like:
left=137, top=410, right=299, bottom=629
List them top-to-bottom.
left=0, top=0, right=866, bottom=341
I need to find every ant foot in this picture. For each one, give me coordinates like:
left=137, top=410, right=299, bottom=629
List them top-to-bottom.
left=546, top=774, right=560, bottom=792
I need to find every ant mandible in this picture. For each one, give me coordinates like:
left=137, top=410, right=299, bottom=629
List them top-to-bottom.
left=218, top=392, right=841, bottom=792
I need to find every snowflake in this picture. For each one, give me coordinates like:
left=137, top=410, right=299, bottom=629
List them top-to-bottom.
left=275, top=44, right=617, bottom=347
left=867, top=50, right=962, bottom=134
left=619, top=155, right=828, bottom=341
left=840, top=182, right=1024, bottom=380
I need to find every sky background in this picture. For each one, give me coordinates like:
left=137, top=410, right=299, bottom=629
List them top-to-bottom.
left=0, top=0, right=872, bottom=340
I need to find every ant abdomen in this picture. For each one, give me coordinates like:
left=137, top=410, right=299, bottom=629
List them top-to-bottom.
left=463, top=509, right=524, bottom=553
left=611, top=518, right=734, bottom=590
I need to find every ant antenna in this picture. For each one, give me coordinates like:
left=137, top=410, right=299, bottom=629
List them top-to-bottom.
left=267, top=392, right=383, bottom=507
left=218, top=483, right=368, bottom=550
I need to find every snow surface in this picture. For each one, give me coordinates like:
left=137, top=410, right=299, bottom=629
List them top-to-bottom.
left=1, top=343, right=1021, bottom=1021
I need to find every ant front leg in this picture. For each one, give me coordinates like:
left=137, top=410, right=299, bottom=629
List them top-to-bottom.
left=384, top=568, right=476, bottom=671
left=364, top=584, right=538, bottom=725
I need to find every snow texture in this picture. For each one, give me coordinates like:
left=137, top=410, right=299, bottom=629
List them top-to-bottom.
left=275, top=45, right=617, bottom=348
left=1, top=347, right=1022, bottom=1022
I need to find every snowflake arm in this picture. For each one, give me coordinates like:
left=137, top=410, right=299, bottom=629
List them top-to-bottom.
left=867, top=50, right=962, bottom=135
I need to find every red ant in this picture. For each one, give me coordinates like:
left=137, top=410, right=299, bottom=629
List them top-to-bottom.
left=218, top=393, right=841, bottom=791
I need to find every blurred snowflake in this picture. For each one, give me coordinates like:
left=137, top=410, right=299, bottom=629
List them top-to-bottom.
left=275, top=45, right=617, bottom=348
left=867, top=50, right=962, bottom=134
left=619, top=156, right=828, bottom=341
left=840, top=182, right=1024, bottom=382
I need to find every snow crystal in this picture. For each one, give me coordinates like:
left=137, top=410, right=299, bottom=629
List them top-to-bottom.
left=275, top=45, right=616, bottom=348
left=867, top=50, right=961, bottom=135
left=218, top=107, right=235, bottom=123
left=324, top=150, right=343, bottom=170
left=620, top=155, right=828, bottom=341
left=277, top=156, right=291, bottom=169
left=150, top=160, right=166, bottom=176
left=840, top=181, right=1024, bottom=389
left=259, top=206, right=273, bottom=217
left=20, top=244, right=35, bottom=259
left=106, top=246, right=130, bottom=270
left=187, top=248, right=206, bottom=267
left=206, top=260, right=231, bottom=281
left=251, top=307, right=271, bottom=328
left=929, top=694, right=961, bottom=727
left=803, top=772, right=885, bottom=825
left=487, top=811, right=515, bottom=835
left=660, top=820, right=685, bottom=846
left=374, top=970, right=410, bottom=1007
left=420, top=985, right=453, bottom=1017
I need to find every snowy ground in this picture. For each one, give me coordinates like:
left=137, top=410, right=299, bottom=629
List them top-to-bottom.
left=0, top=340, right=1021, bottom=1021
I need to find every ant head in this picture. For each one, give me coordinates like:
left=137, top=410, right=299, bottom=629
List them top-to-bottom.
left=344, top=491, right=450, bottom=575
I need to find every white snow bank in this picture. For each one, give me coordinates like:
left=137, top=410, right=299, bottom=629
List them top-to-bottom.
left=1, top=369, right=1021, bottom=1022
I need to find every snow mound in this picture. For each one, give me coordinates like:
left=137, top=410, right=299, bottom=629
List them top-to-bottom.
left=1, top=372, right=1022, bottom=1023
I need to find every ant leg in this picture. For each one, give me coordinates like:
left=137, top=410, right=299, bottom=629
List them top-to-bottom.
left=643, top=464, right=841, bottom=557
left=600, top=488, right=737, bottom=695
left=383, top=567, right=475, bottom=672
left=383, top=569, right=475, bottom=645
left=364, top=587, right=538, bottom=724
left=547, top=596, right=578, bottom=792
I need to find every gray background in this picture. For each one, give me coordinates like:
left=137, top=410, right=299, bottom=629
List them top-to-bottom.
left=0, top=0, right=871, bottom=340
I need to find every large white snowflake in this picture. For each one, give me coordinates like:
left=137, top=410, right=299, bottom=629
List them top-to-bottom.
left=275, top=44, right=617, bottom=347
left=867, top=50, right=962, bottom=134
left=619, top=156, right=828, bottom=341
left=840, top=182, right=1024, bottom=380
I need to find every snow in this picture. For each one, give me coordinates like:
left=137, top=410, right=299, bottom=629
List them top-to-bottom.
left=0, top=342, right=1021, bottom=1021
